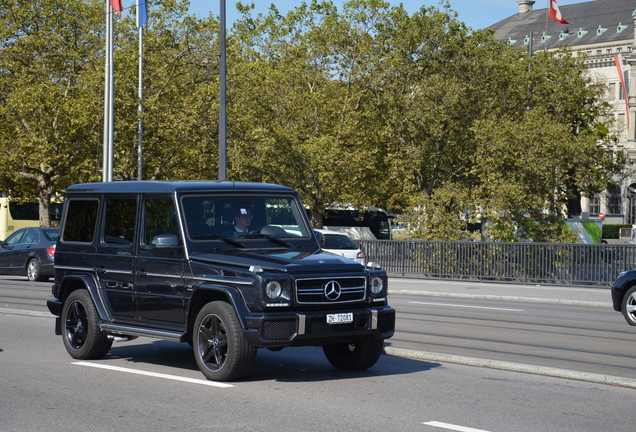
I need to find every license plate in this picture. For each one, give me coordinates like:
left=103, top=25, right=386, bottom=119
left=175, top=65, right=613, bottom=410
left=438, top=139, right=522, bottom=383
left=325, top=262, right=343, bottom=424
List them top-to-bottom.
left=326, top=313, right=353, bottom=324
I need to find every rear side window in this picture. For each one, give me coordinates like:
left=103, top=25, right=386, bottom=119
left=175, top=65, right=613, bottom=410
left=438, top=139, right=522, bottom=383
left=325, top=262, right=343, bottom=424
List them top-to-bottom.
left=103, top=198, right=137, bottom=244
left=62, top=199, right=99, bottom=243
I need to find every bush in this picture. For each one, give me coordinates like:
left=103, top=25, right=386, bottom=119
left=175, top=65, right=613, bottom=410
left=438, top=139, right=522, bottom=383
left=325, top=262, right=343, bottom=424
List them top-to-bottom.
left=602, top=224, right=631, bottom=239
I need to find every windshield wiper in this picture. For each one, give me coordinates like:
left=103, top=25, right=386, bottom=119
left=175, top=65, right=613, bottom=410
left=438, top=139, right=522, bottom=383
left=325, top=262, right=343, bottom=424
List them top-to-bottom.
left=190, top=234, right=245, bottom=248
left=243, top=234, right=290, bottom=247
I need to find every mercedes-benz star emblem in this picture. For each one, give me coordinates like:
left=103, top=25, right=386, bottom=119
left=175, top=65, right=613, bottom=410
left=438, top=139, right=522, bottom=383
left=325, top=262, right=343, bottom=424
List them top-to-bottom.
left=324, top=280, right=342, bottom=301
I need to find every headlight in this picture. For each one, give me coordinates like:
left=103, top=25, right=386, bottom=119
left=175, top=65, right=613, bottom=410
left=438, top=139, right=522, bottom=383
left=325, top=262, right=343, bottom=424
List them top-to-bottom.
left=370, top=276, right=384, bottom=295
left=263, top=279, right=291, bottom=306
left=265, top=281, right=283, bottom=299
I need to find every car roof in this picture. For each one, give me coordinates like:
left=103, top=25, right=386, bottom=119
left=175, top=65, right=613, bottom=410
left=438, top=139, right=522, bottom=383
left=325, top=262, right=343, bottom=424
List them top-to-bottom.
left=65, top=181, right=294, bottom=195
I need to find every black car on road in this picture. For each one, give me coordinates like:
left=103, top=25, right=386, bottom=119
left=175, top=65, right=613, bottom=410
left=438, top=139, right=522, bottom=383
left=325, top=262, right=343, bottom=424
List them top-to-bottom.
left=47, top=181, right=395, bottom=381
left=0, top=227, right=58, bottom=281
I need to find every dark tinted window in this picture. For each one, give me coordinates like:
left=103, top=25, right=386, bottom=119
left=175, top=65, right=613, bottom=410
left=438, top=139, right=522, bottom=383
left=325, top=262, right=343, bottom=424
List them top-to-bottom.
left=104, top=198, right=137, bottom=244
left=143, top=198, right=178, bottom=246
left=63, top=199, right=99, bottom=243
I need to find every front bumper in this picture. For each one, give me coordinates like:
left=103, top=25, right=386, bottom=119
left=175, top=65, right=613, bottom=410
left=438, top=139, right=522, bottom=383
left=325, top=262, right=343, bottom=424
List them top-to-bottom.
left=242, top=305, right=395, bottom=348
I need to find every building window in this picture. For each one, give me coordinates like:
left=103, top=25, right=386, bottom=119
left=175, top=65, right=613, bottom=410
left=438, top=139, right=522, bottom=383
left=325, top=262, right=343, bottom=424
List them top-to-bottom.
left=618, top=47, right=623, bottom=53
left=607, top=49, right=613, bottom=54
left=608, top=83, right=616, bottom=100
left=618, top=113, right=626, bottom=128
left=607, top=185, right=622, bottom=215
left=589, top=195, right=600, bottom=214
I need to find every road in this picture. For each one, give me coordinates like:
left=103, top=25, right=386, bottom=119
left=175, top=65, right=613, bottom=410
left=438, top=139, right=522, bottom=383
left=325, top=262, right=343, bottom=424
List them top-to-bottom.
left=2, top=276, right=636, bottom=430
left=2, top=276, right=636, bottom=382
left=2, top=312, right=636, bottom=432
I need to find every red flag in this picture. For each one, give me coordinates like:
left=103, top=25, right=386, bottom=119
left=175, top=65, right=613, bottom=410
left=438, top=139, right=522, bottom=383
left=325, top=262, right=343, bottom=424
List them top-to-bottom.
left=110, top=0, right=123, bottom=18
left=549, top=0, right=569, bottom=24
left=614, top=54, right=630, bottom=128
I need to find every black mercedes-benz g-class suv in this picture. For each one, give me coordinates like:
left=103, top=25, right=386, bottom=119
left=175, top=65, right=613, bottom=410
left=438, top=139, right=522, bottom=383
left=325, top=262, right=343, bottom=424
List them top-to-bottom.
left=47, top=181, right=395, bottom=381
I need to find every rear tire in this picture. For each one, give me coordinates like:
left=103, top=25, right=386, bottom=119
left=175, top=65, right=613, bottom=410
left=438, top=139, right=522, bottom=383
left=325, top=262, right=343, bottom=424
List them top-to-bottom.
left=27, top=258, right=46, bottom=282
left=61, top=290, right=112, bottom=359
left=193, top=301, right=256, bottom=381
left=323, top=336, right=384, bottom=371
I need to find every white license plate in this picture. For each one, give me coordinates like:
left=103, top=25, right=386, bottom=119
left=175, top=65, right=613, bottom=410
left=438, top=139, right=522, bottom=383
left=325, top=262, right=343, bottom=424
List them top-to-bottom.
left=326, top=313, right=353, bottom=324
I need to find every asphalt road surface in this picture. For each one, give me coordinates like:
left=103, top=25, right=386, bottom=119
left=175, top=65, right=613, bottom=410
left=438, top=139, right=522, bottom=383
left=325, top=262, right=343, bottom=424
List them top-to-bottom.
left=2, top=276, right=636, bottom=430
left=2, top=312, right=636, bottom=432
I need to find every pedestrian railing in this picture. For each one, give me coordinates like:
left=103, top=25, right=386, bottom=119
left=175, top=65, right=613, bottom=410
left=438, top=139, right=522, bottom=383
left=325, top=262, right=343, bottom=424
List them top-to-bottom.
left=356, top=240, right=636, bottom=287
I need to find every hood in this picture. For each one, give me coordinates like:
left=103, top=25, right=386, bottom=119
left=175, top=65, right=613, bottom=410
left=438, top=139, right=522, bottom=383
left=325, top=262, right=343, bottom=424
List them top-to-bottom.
left=189, top=249, right=364, bottom=273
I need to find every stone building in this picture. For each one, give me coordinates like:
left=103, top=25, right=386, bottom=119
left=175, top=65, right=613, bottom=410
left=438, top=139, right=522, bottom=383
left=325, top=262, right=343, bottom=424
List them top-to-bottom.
left=490, top=0, right=636, bottom=224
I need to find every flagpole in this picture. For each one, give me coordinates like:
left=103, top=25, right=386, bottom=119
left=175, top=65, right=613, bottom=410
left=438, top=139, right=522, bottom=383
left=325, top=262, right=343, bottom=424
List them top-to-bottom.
left=103, top=0, right=113, bottom=182
left=218, top=0, right=227, bottom=181
left=544, top=0, right=549, bottom=51
left=137, top=24, right=144, bottom=180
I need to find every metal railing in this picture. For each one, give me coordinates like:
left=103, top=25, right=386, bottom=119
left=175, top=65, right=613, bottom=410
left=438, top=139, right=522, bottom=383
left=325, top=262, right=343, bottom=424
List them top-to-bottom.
left=357, top=240, right=636, bottom=287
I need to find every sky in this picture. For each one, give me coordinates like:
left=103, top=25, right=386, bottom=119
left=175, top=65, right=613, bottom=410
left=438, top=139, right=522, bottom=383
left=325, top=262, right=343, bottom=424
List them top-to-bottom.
left=186, top=0, right=583, bottom=31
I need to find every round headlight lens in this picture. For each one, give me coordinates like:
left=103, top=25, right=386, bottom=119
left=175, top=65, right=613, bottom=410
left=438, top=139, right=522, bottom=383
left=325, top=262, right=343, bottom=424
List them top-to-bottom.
left=370, top=276, right=384, bottom=295
left=265, top=281, right=283, bottom=299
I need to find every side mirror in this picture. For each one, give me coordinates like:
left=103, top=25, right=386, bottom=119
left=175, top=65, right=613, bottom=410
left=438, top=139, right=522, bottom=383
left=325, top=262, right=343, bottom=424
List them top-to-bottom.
left=314, top=230, right=325, bottom=247
left=152, top=233, right=181, bottom=248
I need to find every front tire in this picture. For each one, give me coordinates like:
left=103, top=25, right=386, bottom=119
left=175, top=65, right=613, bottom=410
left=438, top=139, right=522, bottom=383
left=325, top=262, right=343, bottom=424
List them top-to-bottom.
left=621, top=286, right=636, bottom=326
left=61, top=290, right=112, bottom=359
left=193, top=301, right=256, bottom=381
left=323, top=336, right=384, bottom=371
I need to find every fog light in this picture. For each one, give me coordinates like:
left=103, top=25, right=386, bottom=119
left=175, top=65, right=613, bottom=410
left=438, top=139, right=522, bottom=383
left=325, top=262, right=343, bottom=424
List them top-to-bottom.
left=265, top=281, right=283, bottom=299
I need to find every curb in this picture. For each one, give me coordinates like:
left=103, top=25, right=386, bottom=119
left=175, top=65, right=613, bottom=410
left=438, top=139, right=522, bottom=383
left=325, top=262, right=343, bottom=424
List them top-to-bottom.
left=388, top=289, right=613, bottom=309
left=0, top=308, right=52, bottom=318
left=383, top=347, right=636, bottom=389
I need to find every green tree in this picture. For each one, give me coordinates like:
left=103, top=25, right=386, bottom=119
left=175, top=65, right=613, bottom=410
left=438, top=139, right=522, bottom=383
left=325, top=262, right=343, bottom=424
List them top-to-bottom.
left=0, top=0, right=105, bottom=225
left=229, top=0, right=394, bottom=226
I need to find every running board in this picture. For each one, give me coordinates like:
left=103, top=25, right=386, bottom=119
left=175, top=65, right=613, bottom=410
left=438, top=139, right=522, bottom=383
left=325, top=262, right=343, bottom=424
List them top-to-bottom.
left=100, top=323, right=184, bottom=342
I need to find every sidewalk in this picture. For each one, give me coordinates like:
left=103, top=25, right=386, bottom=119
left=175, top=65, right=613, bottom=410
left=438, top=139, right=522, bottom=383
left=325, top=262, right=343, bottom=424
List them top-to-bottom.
left=388, top=277, right=613, bottom=308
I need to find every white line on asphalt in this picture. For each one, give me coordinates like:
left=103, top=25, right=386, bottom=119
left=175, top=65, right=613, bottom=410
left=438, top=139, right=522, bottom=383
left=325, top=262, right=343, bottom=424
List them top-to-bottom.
left=409, top=301, right=524, bottom=312
left=72, top=361, right=234, bottom=388
left=423, top=421, right=493, bottom=432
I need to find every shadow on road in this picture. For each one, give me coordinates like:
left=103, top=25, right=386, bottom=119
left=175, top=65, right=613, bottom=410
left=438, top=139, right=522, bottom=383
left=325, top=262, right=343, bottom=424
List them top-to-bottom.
left=104, top=339, right=440, bottom=383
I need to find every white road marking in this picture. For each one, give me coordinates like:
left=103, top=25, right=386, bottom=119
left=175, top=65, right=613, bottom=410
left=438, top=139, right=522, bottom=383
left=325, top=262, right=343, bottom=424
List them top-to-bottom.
left=409, top=301, right=524, bottom=312
left=73, top=361, right=234, bottom=388
left=423, top=421, right=493, bottom=432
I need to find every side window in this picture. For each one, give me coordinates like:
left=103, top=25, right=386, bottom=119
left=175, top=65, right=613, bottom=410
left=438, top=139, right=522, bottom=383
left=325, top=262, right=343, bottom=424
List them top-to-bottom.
left=143, top=197, right=179, bottom=246
left=103, top=198, right=136, bottom=244
left=62, top=199, right=99, bottom=243
left=23, top=229, right=39, bottom=244
left=4, top=230, right=25, bottom=245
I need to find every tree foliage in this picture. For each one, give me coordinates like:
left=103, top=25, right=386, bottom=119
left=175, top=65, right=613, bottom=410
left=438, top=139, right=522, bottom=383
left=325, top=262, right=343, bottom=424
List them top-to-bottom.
left=0, top=0, right=624, bottom=242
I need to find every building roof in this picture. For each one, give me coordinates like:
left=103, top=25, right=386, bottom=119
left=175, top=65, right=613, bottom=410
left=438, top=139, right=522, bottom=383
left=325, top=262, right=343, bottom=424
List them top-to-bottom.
left=490, top=0, right=635, bottom=50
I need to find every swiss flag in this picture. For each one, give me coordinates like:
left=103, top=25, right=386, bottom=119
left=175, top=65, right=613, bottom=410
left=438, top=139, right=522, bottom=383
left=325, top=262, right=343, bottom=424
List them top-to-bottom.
left=110, top=0, right=123, bottom=18
left=548, top=0, right=569, bottom=24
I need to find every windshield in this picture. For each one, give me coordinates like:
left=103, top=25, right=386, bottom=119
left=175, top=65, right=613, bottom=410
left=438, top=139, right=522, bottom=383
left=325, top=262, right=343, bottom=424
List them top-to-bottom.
left=181, top=195, right=311, bottom=246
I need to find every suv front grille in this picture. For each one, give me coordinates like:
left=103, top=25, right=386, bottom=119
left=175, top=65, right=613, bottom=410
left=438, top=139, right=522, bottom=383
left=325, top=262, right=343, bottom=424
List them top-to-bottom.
left=296, top=276, right=366, bottom=304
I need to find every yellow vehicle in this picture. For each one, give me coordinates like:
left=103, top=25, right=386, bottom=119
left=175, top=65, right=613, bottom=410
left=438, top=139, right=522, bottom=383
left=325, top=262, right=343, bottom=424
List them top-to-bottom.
left=0, top=196, right=63, bottom=241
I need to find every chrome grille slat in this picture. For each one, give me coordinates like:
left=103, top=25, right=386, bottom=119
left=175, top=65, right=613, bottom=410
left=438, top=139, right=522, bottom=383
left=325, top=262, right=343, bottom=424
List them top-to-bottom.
left=296, top=276, right=366, bottom=304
